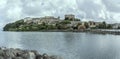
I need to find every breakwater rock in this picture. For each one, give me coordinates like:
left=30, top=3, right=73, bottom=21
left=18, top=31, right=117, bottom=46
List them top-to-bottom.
left=88, top=29, right=120, bottom=35
left=0, top=47, right=59, bottom=59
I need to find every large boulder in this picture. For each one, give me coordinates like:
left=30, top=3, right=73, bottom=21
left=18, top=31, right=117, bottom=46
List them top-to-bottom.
left=0, top=47, right=58, bottom=59
left=0, top=50, right=4, bottom=56
left=27, top=51, right=36, bottom=59
left=36, top=54, right=42, bottom=59
left=0, top=56, right=4, bottom=59
left=12, top=57, right=23, bottom=59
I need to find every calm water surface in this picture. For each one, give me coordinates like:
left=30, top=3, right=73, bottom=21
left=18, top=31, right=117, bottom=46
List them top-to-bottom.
left=0, top=31, right=120, bottom=59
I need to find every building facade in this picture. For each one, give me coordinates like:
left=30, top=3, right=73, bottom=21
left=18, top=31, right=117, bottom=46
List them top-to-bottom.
left=65, top=14, right=75, bottom=21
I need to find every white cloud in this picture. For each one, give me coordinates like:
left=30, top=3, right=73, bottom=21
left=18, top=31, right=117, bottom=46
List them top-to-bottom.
left=0, top=0, right=120, bottom=29
left=0, top=0, right=7, bottom=9
left=7, top=6, right=22, bottom=21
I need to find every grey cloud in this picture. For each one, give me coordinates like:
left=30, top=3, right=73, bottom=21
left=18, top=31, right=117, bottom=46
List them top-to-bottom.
left=0, top=0, right=120, bottom=28
left=21, top=0, right=78, bottom=17
left=76, top=0, right=105, bottom=20
left=76, top=0, right=120, bottom=22
left=101, top=0, right=120, bottom=22
left=102, top=0, right=120, bottom=12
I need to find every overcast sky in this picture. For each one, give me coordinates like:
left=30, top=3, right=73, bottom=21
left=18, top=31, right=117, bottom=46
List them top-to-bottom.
left=0, top=0, right=120, bottom=29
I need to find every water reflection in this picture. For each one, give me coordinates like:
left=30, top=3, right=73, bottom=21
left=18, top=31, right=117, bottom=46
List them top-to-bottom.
left=1, top=31, right=120, bottom=59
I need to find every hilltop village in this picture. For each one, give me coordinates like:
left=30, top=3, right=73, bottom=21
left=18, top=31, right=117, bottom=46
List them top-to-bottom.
left=3, top=14, right=120, bottom=31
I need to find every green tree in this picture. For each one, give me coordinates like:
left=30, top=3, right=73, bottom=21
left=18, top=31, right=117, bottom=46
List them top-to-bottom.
left=60, top=20, right=71, bottom=24
left=97, top=21, right=107, bottom=29
left=84, top=22, right=89, bottom=29
left=107, top=24, right=112, bottom=29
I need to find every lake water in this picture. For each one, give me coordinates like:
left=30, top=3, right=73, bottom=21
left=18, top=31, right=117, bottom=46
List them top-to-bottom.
left=0, top=31, right=120, bottom=59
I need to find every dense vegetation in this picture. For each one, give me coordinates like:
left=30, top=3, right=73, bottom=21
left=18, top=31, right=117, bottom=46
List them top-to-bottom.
left=3, top=19, right=114, bottom=31
left=3, top=20, right=72, bottom=31
left=96, top=22, right=112, bottom=29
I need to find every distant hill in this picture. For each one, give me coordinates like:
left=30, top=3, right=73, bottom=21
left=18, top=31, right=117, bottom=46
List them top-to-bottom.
left=3, top=15, right=115, bottom=31
left=3, top=15, right=76, bottom=31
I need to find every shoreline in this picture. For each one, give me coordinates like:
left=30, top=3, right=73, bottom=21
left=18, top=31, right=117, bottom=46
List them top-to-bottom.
left=3, top=29, right=120, bottom=35
left=88, top=29, right=120, bottom=35
left=0, top=47, right=58, bottom=59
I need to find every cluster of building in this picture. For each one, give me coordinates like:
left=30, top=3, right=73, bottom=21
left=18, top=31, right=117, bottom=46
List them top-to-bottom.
left=23, top=14, right=120, bottom=29
left=24, top=16, right=60, bottom=26
left=111, top=23, right=120, bottom=29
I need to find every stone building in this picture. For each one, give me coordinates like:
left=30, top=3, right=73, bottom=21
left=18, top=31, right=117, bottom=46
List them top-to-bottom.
left=65, top=14, right=75, bottom=21
left=23, top=16, right=61, bottom=25
left=39, top=16, right=61, bottom=25
left=24, top=17, right=33, bottom=24
left=70, top=21, right=81, bottom=27
left=88, top=21, right=102, bottom=28
left=112, top=23, right=120, bottom=29
left=78, top=25, right=86, bottom=30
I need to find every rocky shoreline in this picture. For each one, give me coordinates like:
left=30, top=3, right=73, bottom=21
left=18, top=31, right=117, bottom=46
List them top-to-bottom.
left=6, top=29, right=120, bottom=35
left=87, top=29, right=120, bottom=35
left=0, top=47, right=58, bottom=59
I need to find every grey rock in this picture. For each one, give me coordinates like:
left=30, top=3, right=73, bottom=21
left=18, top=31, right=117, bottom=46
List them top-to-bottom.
left=0, top=47, right=58, bottom=59
left=0, top=50, right=4, bottom=56
left=27, top=52, right=36, bottom=59
left=43, top=53, right=50, bottom=59
left=36, top=54, right=42, bottom=59
left=0, top=56, right=4, bottom=59
left=4, top=56, right=12, bottom=59
left=12, top=57, right=23, bottom=59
